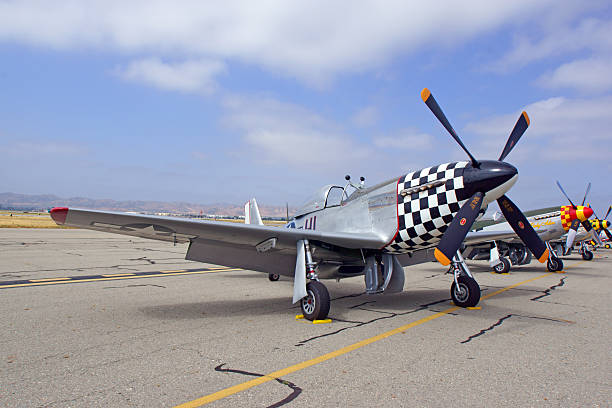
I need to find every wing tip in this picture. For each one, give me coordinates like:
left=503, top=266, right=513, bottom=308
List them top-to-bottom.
left=50, top=207, right=69, bottom=225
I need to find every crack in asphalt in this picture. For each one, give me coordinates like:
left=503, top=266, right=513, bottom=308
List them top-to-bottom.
left=127, top=256, right=156, bottom=264
left=531, top=277, right=566, bottom=301
left=295, top=298, right=451, bottom=347
left=460, top=313, right=573, bottom=344
left=214, top=363, right=302, bottom=407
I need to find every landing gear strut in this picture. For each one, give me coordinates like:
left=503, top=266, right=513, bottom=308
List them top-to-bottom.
left=298, top=240, right=331, bottom=321
left=545, top=241, right=563, bottom=272
left=579, top=242, right=593, bottom=261
left=450, top=251, right=480, bottom=307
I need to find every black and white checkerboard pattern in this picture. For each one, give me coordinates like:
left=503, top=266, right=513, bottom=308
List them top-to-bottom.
left=384, top=161, right=470, bottom=253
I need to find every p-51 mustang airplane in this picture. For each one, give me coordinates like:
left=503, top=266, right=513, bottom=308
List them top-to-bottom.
left=50, top=88, right=550, bottom=321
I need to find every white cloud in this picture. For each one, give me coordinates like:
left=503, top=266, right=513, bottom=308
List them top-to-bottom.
left=0, top=0, right=566, bottom=85
left=488, top=16, right=612, bottom=73
left=537, top=56, right=612, bottom=93
left=115, top=58, right=225, bottom=93
left=221, top=95, right=369, bottom=170
left=464, top=95, right=612, bottom=161
left=351, top=106, right=379, bottom=127
left=373, top=128, right=433, bottom=150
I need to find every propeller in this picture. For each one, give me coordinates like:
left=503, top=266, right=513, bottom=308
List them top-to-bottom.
left=422, top=88, right=549, bottom=266
left=556, top=181, right=598, bottom=247
left=589, top=205, right=611, bottom=242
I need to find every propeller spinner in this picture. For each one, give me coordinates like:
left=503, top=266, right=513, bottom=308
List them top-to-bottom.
left=421, top=88, right=549, bottom=266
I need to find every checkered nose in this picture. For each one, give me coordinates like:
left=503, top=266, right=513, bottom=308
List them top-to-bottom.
left=462, top=160, right=518, bottom=198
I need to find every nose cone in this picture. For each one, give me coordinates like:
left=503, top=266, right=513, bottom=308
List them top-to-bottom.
left=462, top=160, right=518, bottom=201
left=577, top=206, right=593, bottom=221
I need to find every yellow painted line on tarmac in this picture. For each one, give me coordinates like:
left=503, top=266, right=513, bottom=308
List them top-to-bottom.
left=0, top=269, right=243, bottom=289
left=160, top=270, right=187, bottom=273
left=174, top=270, right=570, bottom=408
left=101, top=273, right=135, bottom=277
left=29, top=277, right=71, bottom=282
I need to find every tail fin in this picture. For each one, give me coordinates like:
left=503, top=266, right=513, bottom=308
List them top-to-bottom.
left=244, top=198, right=263, bottom=225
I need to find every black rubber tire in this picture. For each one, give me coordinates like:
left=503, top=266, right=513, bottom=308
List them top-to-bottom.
left=605, top=244, right=611, bottom=249
left=582, top=250, right=593, bottom=261
left=492, top=257, right=511, bottom=274
left=547, top=257, right=563, bottom=272
left=268, top=273, right=280, bottom=281
left=450, top=275, right=480, bottom=307
left=300, top=281, right=330, bottom=321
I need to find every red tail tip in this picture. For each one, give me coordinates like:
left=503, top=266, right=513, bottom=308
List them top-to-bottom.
left=50, top=207, right=69, bottom=224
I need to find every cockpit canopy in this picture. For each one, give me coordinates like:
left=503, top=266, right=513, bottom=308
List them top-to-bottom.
left=295, top=184, right=346, bottom=217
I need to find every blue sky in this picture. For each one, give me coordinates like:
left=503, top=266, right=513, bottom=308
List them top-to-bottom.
left=1, top=0, right=611, bottom=214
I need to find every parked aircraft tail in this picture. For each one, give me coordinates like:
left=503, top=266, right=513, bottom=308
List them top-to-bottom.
left=244, top=198, right=263, bottom=225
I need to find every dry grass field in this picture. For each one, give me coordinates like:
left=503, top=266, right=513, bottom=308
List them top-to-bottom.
left=0, top=211, right=286, bottom=228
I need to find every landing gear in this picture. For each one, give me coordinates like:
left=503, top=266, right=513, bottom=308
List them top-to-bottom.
left=605, top=243, right=611, bottom=249
left=582, top=250, right=593, bottom=261
left=450, top=251, right=480, bottom=308
left=547, top=256, right=563, bottom=272
left=492, top=257, right=511, bottom=274
left=268, top=273, right=280, bottom=281
left=451, top=275, right=480, bottom=307
left=300, top=281, right=330, bottom=321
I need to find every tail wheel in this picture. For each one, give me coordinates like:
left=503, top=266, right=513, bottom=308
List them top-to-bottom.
left=582, top=250, right=593, bottom=261
left=492, top=257, right=511, bottom=274
left=547, top=257, right=563, bottom=272
left=268, top=273, right=280, bottom=281
left=450, top=275, right=480, bottom=307
left=301, top=281, right=330, bottom=321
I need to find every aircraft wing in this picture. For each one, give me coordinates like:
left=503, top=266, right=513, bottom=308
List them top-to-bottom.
left=51, top=207, right=386, bottom=249
left=50, top=208, right=386, bottom=276
left=463, top=230, right=520, bottom=246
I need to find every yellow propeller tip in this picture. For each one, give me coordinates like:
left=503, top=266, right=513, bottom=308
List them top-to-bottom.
left=421, top=88, right=431, bottom=102
left=522, top=111, right=530, bottom=126
left=434, top=248, right=451, bottom=266
left=538, top=248, right=549, bottom=263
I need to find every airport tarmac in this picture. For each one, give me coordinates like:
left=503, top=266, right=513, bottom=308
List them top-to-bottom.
left=0, top=229, right=610, bottom=407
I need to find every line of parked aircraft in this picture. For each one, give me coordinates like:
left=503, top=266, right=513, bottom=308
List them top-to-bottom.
left=50, top=88, right=610, bottom=321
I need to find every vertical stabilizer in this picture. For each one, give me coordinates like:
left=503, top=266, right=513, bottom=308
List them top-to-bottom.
left=244, top=198, right=263, bottom=225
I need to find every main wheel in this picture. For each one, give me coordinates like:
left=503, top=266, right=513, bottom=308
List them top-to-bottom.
left=605, top=244, right=611, bottom=249
left=582, top=250, right=593, bottom=261
left=492, top=257, right=511, bottom=274
left=547, top=257, right=563, bottom=272
left=268, top=273, right=280, bottom=281
left=450, top=275, right=480, bottom=307
left=301, top=281, right=330, bottom=321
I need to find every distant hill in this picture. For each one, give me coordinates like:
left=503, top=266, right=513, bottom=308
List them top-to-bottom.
left=0, top=192, right=292, bottom=218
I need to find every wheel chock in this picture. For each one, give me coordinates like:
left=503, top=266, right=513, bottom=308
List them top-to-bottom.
left=294, top=315, right=332, bottom=324
left=313, top=319, right=332, bottom=324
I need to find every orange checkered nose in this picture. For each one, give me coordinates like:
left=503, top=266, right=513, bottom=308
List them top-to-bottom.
left=576, top=206, right=593, bottom=221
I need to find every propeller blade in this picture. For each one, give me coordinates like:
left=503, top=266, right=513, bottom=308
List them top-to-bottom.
left=421, top=88, right=479, bottom=167
left=498, top=111, right=530, bottom=161
left=556, top=180, right=577, bottom=208
left=580, top=182, right=591, bottom=206
left=434, top=192, right=484, bottom=266
left=497, top=195, right=549, bottom=263
left=605, top=206, right=611, bottom=220
left=565, top=219, right=581, bottom=249
left=581, top=220, right=592, bottom=232
left=603, top=228, right=612, bottom=241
